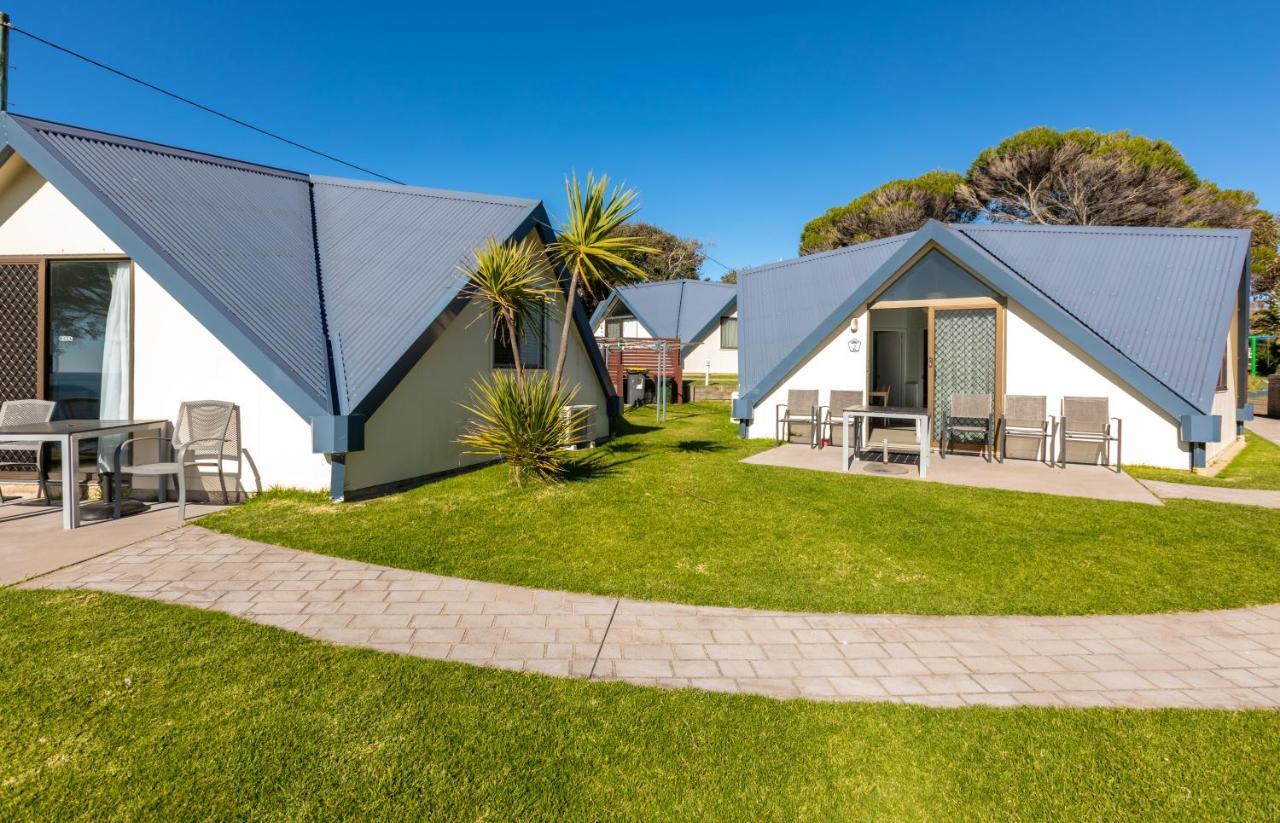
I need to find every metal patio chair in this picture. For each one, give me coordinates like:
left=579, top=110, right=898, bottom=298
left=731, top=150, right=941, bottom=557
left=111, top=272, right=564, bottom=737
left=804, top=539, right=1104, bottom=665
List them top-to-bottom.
left=776, top=389, right=820, bottom=448
left=820, top=390, right=864, bottom=451
left=941, top=393, right=994, bottom=461
left=999, top=395, right=1054, bottom=464
left=1060, top=396, right=1122, bottom=471
left=0, top=399, right=56, bottom=505
left=112, top=400, right=243, bottom=521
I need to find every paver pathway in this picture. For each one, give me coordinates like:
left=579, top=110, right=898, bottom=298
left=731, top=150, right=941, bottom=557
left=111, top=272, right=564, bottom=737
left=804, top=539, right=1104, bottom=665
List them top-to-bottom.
left=1246, top=416, right=1280, bottom=447
left=1140, top=479, right=1280, bottom=509
left=25, top=527, right=1280, bottom=709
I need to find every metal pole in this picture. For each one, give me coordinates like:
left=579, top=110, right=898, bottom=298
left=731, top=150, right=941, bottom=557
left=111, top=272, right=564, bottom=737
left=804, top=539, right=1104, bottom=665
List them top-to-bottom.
left=0, top=12, right=10, bottom=113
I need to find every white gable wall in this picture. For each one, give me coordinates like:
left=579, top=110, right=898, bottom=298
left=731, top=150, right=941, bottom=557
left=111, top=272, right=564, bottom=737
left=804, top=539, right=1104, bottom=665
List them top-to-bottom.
left=0, top=155, right=330, bottom=492
left=345, top=289, right=610, bottom=493
left=745, top=298, right=1215, bottom=469
left=683, top=309, right=739, bottom=378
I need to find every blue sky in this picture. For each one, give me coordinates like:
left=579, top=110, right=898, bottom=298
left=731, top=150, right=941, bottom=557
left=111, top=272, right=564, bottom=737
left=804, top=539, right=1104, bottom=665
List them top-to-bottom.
left=5, top=0, right=1278, bottom=277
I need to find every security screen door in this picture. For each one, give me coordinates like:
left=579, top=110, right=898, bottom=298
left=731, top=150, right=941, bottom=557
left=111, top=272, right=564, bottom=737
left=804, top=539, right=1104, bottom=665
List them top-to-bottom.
left=0, top=261, right=41, bottom=466
left=930, top=307, right=997, bottom=444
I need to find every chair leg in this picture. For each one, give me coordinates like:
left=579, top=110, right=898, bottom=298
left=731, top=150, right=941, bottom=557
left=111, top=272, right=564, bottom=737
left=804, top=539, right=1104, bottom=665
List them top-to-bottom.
left=218, top=467, right=229, bottom=506
left=114, top=471, right=123, bottom=519
left=177, top=471, right=186, bottom=522
left=158, top=475, right=167, bottom=503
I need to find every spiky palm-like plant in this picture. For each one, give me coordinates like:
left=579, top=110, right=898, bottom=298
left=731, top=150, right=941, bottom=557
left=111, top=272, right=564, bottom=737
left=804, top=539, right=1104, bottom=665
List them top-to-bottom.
left=547, top=173, right=654, bottom=389
left=463, top=237, right=554, bottom=382
left=458, top=371, right=585, bottom=485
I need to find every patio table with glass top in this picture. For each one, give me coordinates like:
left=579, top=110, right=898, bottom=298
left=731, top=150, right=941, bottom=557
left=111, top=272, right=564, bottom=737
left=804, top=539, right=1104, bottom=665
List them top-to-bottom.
left=841, top=405, right=932, bottom=478
left=0, top=419, right=167, bottom=529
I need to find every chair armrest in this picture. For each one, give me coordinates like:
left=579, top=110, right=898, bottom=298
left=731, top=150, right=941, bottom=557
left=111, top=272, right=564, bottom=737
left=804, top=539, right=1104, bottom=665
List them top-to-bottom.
left=776, top=403, right=788, bottom=421
left=1111, top=417, right=1122, bottom=440
left=113, top=435, right=169, bottom=474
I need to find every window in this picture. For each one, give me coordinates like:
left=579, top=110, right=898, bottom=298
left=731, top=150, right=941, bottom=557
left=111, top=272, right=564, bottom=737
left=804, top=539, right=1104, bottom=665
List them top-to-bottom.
left=493, top=305, right=545, bottom=370
left=719, top=316, right=738, bottom=350
left=605, top=317, right=625, bottom=339
left=1216, top=350, right=1229, bottom=392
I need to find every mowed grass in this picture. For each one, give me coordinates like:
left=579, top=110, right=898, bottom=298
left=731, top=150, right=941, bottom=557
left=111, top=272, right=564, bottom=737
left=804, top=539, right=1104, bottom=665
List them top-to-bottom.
left=202, top=403, right=1280, bottom=616
left=1128, top=432, right=1280, bottom=491
left=4, top=588, right=1279, bottom=821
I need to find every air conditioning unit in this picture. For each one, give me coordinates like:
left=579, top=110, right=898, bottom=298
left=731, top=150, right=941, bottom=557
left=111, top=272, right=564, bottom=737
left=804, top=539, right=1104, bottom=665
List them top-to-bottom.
left=560, top=404, right=596, bottom=450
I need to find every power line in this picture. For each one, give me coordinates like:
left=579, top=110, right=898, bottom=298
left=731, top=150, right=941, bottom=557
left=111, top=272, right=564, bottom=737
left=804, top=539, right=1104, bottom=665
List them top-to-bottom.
left=2, top=20, right=405, bottom=184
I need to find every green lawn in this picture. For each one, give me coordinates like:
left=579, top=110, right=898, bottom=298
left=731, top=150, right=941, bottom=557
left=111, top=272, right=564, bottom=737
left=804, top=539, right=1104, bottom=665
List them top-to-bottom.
left=202, top=403, right=1280, bottom=616
left=1127, top=432, right=1280, bottom=491
left=4, top=588, right=1278, bottom=821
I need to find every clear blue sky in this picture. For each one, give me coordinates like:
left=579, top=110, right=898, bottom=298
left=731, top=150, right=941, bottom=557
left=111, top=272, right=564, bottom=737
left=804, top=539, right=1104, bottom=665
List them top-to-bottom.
left=5, top=0, right=1278, bottom=277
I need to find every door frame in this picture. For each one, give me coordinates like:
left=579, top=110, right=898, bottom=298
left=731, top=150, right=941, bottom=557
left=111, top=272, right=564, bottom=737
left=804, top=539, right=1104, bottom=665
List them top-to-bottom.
left=869, top=296, right=1005, bottom=446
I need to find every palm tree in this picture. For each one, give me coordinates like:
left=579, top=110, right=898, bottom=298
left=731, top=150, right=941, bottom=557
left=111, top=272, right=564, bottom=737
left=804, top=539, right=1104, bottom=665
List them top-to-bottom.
left=547, top=173, right=654, bottom=390
left=462, top=236, right=554, bottom=383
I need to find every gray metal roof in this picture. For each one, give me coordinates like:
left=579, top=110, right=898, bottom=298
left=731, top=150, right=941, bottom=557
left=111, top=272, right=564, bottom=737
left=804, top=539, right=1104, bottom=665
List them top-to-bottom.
left=1, top=113, right=611, bottom=426
left=15, top=115, right=334, bottom=410
left=312, top=177, right=538, bottom=413
left=736, top=221, right=1250, bottom=418
left=737, top=236, right=908, bottom=396
left=596, top=279, right=736, bottom=344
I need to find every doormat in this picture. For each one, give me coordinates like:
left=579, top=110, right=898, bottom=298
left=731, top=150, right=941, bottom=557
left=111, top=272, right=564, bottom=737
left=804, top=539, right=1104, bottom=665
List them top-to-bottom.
left=863, top=463, right=911, bottom=475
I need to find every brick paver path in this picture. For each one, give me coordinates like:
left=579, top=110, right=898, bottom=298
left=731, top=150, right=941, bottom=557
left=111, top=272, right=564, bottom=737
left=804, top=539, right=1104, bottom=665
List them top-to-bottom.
left=26, top=527, right=1280, bottom=709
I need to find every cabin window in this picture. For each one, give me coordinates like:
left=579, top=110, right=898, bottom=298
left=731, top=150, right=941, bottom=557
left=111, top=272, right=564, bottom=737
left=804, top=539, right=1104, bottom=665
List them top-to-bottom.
left=493, top=305, right=545, bottom=370
left=719, top=316, right=738, bottom=350
left=605, top=317, right=625, bottom=338
left=1216, top=350, right=1229, bottom=392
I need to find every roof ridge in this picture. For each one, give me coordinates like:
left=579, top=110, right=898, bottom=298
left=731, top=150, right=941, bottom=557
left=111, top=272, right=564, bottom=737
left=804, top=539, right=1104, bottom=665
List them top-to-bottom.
left=10, top=112, right=309, bottom=181
left=309, top=175, right=538, bottom=209
left=953, top=222, right=1250, bottom=239
left=739, top=233, right=912, bottom=279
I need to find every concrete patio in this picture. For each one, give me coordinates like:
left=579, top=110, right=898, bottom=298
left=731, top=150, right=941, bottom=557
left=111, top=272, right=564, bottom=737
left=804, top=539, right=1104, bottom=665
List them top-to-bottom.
left=742, top=444, right=1161, bottom=505
left=0, top=497, right=223, bottom=585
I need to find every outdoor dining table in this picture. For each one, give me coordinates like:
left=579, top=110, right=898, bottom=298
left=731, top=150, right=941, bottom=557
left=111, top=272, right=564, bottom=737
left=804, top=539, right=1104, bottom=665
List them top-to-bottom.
left=841, top=405, right=932, bottom=479
left=0, top=419, right=167, bottom=529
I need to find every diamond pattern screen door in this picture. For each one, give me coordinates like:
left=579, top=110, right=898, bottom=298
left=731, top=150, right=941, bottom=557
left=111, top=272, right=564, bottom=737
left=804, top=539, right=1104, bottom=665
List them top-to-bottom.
left=0, top=261, right=42, bottom=465
left=930, top=307, right=997, bottom=444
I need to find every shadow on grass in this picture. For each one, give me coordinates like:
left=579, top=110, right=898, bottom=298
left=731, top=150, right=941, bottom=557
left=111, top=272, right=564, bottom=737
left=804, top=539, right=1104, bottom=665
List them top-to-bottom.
left=672, top=439, right=725, bottom=454
left=562, top=452, right=647, bottom=483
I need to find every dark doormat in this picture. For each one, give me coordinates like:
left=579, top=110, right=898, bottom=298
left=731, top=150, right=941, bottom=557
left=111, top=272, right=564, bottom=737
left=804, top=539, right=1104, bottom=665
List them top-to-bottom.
left=79, top=499, right=151, bottom=521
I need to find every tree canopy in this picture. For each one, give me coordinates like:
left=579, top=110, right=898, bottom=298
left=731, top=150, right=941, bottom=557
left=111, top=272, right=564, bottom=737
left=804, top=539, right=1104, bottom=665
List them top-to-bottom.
left=799, top=126, right=1279, bottom=331
left=581, top=221, right=707, bottom=314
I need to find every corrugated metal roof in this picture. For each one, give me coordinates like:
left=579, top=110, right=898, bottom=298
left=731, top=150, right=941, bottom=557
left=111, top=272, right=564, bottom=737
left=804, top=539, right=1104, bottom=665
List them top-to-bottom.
left=3, top=114, right=615, bottom=426
left=18, top=115, right=334, bottom=409
left=312, top=178, right=538, bottom=412
left=736, top=221, right=1249, bottom=417
left=953, top=224, right=1249, bottom=412
left=737, top=236, right=908, bottom=395
left=604, top=279, right=736, bottom=342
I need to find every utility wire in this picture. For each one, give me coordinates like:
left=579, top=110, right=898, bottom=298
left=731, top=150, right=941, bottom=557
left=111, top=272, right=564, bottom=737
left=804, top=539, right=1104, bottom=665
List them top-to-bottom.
left=2, top=21, right=406, bottom=184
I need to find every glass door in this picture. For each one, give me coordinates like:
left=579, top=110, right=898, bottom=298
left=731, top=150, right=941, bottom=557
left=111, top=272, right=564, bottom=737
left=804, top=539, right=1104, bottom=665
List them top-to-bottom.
left=929, top=307, right=998, bottom=445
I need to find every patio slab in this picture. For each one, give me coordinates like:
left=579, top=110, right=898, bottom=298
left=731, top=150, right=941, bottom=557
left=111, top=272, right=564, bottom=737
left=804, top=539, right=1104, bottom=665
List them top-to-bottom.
left=742, top=444, right=1161, bottom=505
left=1139, top=480, right=1280, bottom=510
left=0, top=499, right=224, bottom=585
left=23, top=526, right=1280, bottom=709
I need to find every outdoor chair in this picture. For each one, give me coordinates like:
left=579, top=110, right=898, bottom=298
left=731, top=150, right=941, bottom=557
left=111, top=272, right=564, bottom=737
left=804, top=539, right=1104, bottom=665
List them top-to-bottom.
left=868, top=385, right=890, bottom=406
left=776, top=389, right=820, bottom=448
left=820, top=390, right=864, bottom=450
left=941, top=393, right=994, bottom=460
left=999, top=395, right=1054, bottom=464
left=1059, top=396, right=1122, bottom=471
left=0, top=399, right=56, bottom=505
left=112, top=400, right=244, bottom=521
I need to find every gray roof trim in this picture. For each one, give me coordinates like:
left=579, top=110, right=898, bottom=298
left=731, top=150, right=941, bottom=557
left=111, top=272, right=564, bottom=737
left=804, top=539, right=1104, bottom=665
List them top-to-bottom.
left=0, top=112, right=330, bottom=420
left=310, top=174, right=540, bottom=208
left=739, top=220, right=1228, bottom=423
left=588, top=295, right=617, bottom=331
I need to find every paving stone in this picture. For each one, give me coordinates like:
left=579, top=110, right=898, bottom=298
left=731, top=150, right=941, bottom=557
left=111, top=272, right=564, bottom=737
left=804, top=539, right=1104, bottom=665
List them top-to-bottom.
left=24, top=525, right=1280, bottom=711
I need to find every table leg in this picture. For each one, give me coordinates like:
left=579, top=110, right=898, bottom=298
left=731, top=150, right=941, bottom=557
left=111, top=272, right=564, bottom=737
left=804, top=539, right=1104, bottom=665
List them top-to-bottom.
left=842, top=415, right=850, bottom=471
left=918, top=417, right=930, bottom=479
left=61, top=434, right=78, bottom=529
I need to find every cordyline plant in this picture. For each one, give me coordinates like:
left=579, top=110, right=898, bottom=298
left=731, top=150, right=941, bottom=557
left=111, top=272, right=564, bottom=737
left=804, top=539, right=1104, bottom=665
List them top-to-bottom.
left=547, top=172, right=654, bottom=390
left=462, top=236, right=554, bottom=383
left=458, top=371, right=587, bottom=485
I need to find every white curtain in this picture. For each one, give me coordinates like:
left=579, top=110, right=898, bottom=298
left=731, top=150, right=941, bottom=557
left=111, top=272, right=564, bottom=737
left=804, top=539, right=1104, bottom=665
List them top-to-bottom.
left=96, top=261, right=132, bottom=472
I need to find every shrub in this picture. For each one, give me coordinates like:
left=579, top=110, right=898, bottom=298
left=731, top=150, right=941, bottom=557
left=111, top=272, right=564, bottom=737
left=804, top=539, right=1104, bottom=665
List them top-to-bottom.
left=458, top=372, right=586, bottom=485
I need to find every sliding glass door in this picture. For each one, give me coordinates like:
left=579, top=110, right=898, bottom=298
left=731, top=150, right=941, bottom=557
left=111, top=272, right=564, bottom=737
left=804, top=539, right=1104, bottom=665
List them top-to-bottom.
left=46, top=260, right=131, bottom=422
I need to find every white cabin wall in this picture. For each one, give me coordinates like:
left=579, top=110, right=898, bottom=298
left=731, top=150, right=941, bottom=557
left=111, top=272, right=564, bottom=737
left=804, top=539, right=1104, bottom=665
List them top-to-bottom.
left=682, top=309, right=739, bottom=378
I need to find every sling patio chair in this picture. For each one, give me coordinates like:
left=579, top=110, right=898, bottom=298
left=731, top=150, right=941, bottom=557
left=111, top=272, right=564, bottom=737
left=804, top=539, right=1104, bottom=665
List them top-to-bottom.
left=776, top=389, right=820, bottom=448
left=820, top=390, right=864, bottom=450
left=940, top=393, right=994, bottom=461
left=999, top=394, right=1054, bottom=464
left=1059, top=396, right=1122, bottom=471
left=0, top=399, right=56, bottom=505
left=112, top=400, right=245, bottom=522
